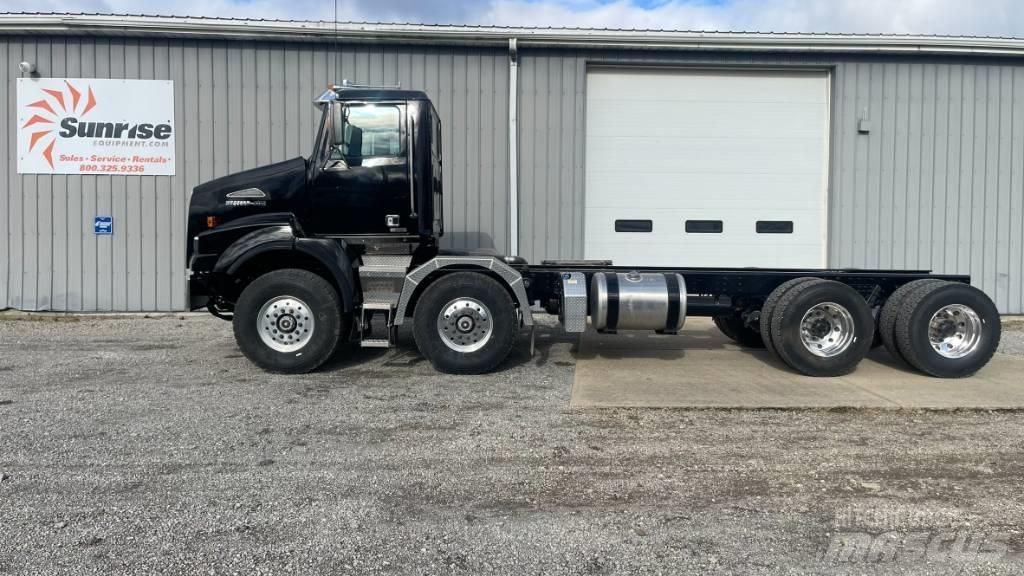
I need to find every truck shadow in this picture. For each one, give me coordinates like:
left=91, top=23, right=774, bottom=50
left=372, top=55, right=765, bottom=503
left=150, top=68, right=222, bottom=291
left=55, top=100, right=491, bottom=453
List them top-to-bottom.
left=316, top=319, right=923, bottom=378
left=317, top=321, right=578, bottom=374
left=566, top=321, right=925, bottom=378
left=318, top=325, right=424, bottom=373
left=863, top=347, right=923, bottom=375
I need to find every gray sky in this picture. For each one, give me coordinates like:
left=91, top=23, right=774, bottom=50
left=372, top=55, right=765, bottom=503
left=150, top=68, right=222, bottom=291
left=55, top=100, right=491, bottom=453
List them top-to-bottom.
left=4, top=0, right=1024, bottom=37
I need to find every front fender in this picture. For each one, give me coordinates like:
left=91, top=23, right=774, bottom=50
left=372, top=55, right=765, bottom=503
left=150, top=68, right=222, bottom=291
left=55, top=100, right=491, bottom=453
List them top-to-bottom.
left=191, top=212, right=297, bottom=264
left=216, top=225, right=294, bottom=276
left=213, top=228, right=356, bottom=313
left=294, top=237, right=356, bottom=313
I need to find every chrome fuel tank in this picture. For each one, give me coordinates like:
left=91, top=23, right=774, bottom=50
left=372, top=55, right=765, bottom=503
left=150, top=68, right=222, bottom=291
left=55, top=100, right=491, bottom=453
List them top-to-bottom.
left=591, top=272, right=687, bottom=333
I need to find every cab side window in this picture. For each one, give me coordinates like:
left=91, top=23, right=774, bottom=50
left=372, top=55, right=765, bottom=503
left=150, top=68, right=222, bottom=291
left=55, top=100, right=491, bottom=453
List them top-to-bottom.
left=340, top=105, right=402, bottom=165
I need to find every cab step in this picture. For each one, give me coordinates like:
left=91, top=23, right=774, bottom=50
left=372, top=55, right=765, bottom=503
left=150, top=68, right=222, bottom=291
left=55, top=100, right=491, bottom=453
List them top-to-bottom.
left=358, top=301, right=396, bottom=348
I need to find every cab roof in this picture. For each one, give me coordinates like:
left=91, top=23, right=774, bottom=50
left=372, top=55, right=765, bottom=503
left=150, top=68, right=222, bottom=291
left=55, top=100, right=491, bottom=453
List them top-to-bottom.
left=333, top=88, right=430, bottom=101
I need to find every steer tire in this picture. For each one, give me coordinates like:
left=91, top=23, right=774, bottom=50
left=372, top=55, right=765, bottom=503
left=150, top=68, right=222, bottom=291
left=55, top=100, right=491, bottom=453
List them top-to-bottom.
left=233, top=269, right=346, bottom=374
left=413, top=272, right=519, bottom=375
left=760, top=277, right=825, bottom=359
left=878, top=279, right=947, bottom=364
left=770, top=280, right=874, bottom=377
left=894, top=282, right=1000, bottom=378
left=714, top=314, right=765, bottom=348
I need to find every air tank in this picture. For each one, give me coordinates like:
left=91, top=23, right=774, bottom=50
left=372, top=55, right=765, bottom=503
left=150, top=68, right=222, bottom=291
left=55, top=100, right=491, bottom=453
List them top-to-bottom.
left=591, top=271, right=687, bottom=333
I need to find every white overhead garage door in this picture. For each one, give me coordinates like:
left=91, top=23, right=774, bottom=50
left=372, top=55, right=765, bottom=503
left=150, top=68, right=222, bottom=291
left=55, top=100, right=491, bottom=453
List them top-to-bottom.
left=584, top=67, right=831, bottom=268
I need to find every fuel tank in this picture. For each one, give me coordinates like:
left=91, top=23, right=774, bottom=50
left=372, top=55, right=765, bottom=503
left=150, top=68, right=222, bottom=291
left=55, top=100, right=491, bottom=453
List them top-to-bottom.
left=591, top=272, right=687, bottom=333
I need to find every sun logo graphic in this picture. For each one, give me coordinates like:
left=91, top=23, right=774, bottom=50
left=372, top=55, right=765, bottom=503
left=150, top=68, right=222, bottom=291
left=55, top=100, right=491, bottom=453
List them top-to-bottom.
left=21, top=80, right=97, bottom=169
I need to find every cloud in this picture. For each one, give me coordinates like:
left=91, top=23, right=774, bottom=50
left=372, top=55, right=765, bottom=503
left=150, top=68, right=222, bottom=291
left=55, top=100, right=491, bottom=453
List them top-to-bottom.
left=4, top=0, right=1024, bottom=37
left=479, top=0, right=1024, bottom=36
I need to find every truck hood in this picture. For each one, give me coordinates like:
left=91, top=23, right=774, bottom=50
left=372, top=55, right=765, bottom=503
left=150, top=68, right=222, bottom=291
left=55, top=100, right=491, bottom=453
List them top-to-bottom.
left=187, top=157, right=307, bottom=257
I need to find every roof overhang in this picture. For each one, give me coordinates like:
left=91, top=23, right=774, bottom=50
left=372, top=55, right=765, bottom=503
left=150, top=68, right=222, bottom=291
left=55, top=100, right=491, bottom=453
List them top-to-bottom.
left=3, top=13, right=1024, bottom=57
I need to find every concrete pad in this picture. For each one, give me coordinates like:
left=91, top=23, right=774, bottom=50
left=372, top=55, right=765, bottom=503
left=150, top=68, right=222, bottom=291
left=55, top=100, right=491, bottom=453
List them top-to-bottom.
left=571, top=317, right=1024, bottom=409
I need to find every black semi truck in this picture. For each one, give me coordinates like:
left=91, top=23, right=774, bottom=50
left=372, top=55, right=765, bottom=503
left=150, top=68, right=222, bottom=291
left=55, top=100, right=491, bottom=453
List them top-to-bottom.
left=186, top=82, right=1001, bottom=379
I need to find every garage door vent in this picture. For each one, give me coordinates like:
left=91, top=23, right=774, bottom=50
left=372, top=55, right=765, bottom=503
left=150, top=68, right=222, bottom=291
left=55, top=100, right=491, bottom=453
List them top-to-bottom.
left=615, top=219, right=653, bottom=233
left=685, top=220, right=723, bottom=234
left=756, top=221, right=794, bottom=234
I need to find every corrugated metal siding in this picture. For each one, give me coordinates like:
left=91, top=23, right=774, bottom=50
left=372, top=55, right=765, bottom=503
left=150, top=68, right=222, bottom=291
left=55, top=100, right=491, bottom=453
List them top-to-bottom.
left=4, top=35, right=1024, bottom=314
left=0, top=36, right=508, bottom=311
left=518, top=49, right=1024, bottom=313
left=831, top=60, right=1024, bottom=314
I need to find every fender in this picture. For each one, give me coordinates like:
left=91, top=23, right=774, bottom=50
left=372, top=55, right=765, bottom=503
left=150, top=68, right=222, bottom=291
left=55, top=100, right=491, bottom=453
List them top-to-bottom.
left=190, top=212, right=297, bottom=263
left=215, top=225, right=294, bottom=275
left=213, top=226, right=356, bottom=313
left=293, top=237, right=356, bottom=313
left=393, top=256, right=534, bottom=326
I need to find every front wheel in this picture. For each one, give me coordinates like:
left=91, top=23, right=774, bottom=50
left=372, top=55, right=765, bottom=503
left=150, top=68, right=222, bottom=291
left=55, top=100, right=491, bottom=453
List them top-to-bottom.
left=233, top=269, right=347, bottom=373
left=413, top=272, right=519, bottom=374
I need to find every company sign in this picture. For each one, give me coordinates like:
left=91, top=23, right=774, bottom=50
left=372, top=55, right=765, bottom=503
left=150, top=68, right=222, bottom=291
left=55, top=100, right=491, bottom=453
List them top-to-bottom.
left=17, top=78, right=175, bottom=175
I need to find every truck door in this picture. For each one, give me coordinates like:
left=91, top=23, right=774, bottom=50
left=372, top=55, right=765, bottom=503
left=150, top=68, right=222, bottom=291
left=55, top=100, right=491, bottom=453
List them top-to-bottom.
left=307, top=102, right=412, bottom=236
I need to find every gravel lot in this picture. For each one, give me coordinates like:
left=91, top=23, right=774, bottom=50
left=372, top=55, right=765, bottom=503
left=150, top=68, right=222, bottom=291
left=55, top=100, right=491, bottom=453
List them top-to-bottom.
left=2, top=314, right=1024, bottom=575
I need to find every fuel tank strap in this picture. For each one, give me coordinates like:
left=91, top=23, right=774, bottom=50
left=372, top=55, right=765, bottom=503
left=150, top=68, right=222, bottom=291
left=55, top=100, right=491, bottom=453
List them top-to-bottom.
left=606, top=273, right=620, bottom=331
left=665, top=273, right=681, bottom=331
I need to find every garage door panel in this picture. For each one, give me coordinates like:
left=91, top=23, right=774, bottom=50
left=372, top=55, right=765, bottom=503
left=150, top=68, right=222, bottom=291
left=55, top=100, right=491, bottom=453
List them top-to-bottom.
left=584, top=67, right=830, bottom=269
left=588, top=69, right=829, bottom=104
left=588, top=101, right=829, bottom=138
left=586, top=138, right=826, bottom=175
left=585, top=173, right=823, bottom=208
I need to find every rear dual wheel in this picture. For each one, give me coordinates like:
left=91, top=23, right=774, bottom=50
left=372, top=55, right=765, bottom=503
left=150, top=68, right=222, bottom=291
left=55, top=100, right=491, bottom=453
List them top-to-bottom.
left=762, top=277, right=1000, bottom=378
left=759, top=278, right=826, bottom=358
left=765, top=279, right=875, bottom=377
left=877, top=279, right=945, bottom=364
left=890, top=282, right=1000, bottom=378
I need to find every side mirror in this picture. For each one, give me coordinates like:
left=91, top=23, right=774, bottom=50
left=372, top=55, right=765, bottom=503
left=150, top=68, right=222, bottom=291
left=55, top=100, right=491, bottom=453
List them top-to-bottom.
left=331, top=104, right=346, bottom=147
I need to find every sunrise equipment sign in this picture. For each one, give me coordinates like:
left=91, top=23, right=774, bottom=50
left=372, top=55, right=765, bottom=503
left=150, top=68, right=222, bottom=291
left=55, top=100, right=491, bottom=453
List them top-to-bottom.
left=17, top=78, right=175, bottom=175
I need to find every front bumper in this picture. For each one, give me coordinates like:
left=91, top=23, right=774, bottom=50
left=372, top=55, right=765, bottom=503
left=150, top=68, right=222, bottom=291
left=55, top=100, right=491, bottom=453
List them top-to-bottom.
left=187, top=252, right=219, bottom=311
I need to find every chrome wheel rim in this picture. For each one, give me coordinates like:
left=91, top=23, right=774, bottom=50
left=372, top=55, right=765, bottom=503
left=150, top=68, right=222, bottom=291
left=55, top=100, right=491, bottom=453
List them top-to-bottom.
left=258, top=296, right=315, bottom=353
left=437, top=297, right=493, bottom=353
left=799, top=302, right=856, bottom=358
left=928, top=304, right=982, bottom=359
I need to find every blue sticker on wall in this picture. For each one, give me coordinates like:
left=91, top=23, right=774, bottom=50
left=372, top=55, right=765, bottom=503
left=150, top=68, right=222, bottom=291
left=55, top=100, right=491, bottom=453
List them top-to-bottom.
left=94, top=216, right=113, bottom=235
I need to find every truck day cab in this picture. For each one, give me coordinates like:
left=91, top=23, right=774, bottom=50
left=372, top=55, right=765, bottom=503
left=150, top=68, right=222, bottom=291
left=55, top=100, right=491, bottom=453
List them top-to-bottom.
left=187, top=83, right=1001, bottom=379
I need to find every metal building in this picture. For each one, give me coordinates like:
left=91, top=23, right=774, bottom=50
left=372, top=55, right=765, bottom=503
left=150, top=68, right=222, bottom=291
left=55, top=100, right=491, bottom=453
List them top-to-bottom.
left=2, top=14, right=1023, bottom=313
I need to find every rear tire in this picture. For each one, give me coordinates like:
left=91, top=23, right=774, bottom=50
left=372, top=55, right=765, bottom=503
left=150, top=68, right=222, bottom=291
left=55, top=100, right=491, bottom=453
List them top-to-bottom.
left=233, top=269, right=347, bottom=374
left=413, top=272, right=519, bottom=374
left=759, top=277, right=825, bottom=359
left=878, top=279, right=946, bottom=363
left=770, top=280, right=874, bottom=377
left=894, top=282, right=1000, bottom=378
left=714, top=314, right=765, bottom=348
left=713, top=315, right=737, bottom=342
